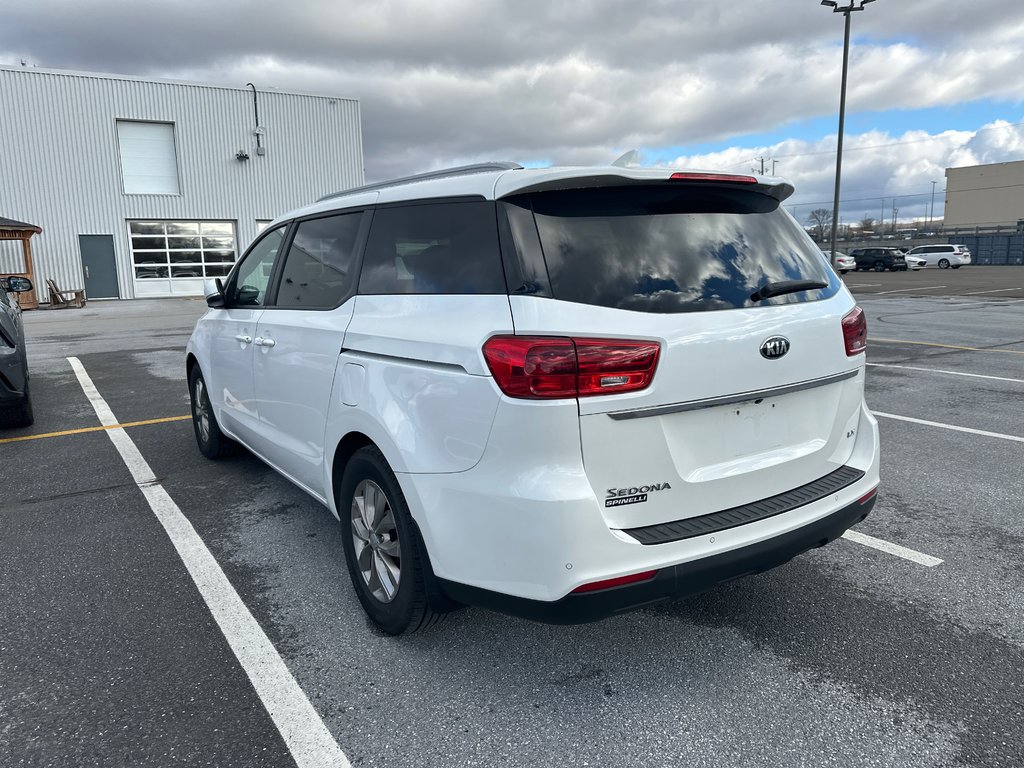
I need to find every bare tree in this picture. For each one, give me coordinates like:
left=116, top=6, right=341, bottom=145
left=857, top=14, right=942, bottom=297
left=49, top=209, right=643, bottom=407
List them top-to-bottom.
left=807, top=209, right=832, bottom=242
left=859, top=217, right=875, bottom=232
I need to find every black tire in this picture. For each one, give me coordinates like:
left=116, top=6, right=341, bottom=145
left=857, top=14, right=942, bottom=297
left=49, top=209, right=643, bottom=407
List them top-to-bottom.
left=938, top=258, right=950, bottom=269
left=874, top=261, right=886, bottom=272
left=189, top=366, right=236, bottom=459
left=0, top=379, right=34, bottom=429
left=338, top=445, right=446, bottom=635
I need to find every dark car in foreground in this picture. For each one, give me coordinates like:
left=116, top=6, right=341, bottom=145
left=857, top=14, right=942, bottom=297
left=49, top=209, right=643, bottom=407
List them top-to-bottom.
left=0, top=276, right=34, bottom=428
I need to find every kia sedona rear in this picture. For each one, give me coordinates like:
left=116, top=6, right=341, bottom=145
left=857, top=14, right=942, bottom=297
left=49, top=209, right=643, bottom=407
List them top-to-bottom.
left=186, top=163, right=880, bottom=634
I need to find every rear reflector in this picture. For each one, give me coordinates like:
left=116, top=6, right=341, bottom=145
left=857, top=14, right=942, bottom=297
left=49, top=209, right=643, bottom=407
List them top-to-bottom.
left=669, top=172, right=758, bottom=184
left=842, top=306, right=867, bottom=356
left=483, top=336, right=660, bottom=399
left=858, top=487, right=878, bottom=504
left=571, top=570, right=659, bottom=594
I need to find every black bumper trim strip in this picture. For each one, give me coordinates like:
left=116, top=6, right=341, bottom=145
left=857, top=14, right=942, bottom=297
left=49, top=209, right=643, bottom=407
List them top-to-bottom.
left=622, top=464, right=866, bottom=545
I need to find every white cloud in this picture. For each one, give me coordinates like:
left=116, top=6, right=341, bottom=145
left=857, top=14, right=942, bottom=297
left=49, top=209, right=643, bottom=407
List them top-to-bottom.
left=2, top=0, right=1023, bottom=194
left=671, top=121, right=1024, bottom=225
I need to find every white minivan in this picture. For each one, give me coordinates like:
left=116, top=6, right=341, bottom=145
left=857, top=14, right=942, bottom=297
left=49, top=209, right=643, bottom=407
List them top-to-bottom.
left=186, top=163, right=880, bottom=634
left=905, top=243, right=972, bottom=269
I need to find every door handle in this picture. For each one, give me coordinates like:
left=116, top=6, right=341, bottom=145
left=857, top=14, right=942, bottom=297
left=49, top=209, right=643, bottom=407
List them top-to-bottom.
left=235, top=334, right=253, bottom=344
left=254, top=337, right=276, bottom=348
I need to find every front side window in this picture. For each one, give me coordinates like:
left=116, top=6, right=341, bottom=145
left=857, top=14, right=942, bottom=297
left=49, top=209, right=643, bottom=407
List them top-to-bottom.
left=504, top=185, right=837, bottom=314
left=359, top=201, right=505, bottom=295
left=276, top=213, right=363, bottom=308
left=227, top=227, right=285, bottom=307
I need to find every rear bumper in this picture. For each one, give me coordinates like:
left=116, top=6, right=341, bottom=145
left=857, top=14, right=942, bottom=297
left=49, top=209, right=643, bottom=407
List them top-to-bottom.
left=439, top=491, right=876, bottom=624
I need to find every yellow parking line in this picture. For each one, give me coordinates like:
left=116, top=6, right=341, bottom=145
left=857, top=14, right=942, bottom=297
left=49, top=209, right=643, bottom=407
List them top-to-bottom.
left=869, top=338, right=1024, bottom=355
left=0, top=415, right=191, bottom=445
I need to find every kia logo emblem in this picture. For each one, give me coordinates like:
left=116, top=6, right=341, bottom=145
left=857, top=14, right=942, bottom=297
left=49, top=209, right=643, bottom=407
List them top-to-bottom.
left=760, top=336, right=790, bottom=360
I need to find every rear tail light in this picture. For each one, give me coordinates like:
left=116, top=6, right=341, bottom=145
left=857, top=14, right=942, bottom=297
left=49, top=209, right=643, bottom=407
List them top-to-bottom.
left=670, top=172, right=758, bottom=184
left=842, top=306, right=867, bottom=356
left=482, top=336, right=660, bottom=399
left=571, top=569, right=659, bottom=593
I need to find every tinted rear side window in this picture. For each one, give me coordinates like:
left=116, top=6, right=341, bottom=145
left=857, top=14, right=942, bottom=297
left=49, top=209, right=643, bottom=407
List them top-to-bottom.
left=504, top=185, right=838, bottom=313
left=359, top=201, right=506, bottom=295
left=275, top=212, right=363, bottom=309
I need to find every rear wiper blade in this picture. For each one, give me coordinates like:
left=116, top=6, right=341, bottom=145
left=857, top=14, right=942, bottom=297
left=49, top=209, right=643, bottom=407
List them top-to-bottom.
left=750, top=279, right=828, bottom=303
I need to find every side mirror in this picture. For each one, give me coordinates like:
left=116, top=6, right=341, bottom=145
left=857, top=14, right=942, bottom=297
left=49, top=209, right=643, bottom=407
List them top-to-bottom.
left=3, top=276, right=33, bottom=293
left=204, top=277, right=226, bottom=309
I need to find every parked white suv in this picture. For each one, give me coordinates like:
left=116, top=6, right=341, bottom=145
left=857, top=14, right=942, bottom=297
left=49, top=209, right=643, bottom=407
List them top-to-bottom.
left=186, top=163, right=880, bottom=634
left=905, top=243, right=972, bottom=268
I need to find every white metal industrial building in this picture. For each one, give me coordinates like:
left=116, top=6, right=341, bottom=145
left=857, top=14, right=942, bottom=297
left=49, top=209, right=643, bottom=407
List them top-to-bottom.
left=0, top=65, right=364, bottom=301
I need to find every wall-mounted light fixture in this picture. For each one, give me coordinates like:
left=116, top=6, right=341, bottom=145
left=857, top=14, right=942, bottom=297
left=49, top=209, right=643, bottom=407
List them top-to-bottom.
left=236, top=150, right=250, bottom=161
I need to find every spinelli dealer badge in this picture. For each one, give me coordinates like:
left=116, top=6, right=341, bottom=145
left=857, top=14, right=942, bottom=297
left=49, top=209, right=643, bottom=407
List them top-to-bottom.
left=605, top=483, right=672, bottom=508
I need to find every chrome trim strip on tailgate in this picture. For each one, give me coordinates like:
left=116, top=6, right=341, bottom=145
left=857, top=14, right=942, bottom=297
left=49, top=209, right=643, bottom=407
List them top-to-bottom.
left=606, top=368, right=860, bottom=421
left=622, top=465, right=867, bottom=545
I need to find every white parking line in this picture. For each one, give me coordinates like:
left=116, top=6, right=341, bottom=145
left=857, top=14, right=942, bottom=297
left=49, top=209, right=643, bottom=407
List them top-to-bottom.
left=845, top=283, right=882, bottom=287
left=874, top=285, right=946, bottom=295
left=960, top=288, right=1022, bottom=295
left=67, top=357, right=351, bottom=768
left=867, top=363, right=1024, bottom=384
left=874, top=411, right=1024, bottom=443
left=842, top=530, right=944, bottom=567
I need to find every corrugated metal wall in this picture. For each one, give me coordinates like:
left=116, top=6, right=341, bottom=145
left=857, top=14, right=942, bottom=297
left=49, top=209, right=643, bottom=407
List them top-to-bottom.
left=0, top=66, right=364, bottom=299
left=960, top=234, right=1024, bottom=265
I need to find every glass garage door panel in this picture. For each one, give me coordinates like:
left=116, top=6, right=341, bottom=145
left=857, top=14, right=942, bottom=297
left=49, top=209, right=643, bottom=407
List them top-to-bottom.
left=129, top=220, right=236, bottom=291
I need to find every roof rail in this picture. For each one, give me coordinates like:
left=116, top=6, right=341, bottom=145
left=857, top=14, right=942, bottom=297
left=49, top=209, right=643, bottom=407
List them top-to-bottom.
left=318, top=162, right=524, bottom=201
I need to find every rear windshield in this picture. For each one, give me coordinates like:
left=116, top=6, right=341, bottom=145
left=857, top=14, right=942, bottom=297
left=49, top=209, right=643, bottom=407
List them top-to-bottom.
left=504, top=185, right=839, bottom=313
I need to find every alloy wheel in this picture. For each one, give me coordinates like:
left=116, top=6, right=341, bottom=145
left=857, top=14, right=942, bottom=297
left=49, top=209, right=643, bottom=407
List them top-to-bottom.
left=193, top=377, right=211, bottom=444
left=351, top=479, right=401, bottom=603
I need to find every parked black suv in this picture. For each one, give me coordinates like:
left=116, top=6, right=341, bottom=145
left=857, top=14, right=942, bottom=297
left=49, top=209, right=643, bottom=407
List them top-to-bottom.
left=849, top=247, right=907, bottom=272
left=0, top=276, right=34, bottom=428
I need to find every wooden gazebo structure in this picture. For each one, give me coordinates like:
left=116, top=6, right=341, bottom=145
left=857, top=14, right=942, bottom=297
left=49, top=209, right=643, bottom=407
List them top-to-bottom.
left=0, top=217, right=41, bottom=310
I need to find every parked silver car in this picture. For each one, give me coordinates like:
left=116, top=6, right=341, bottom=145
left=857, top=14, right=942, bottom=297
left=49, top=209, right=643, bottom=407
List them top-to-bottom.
left=824, top=251, right=856, bottom=274
left=903, top=253, right=926, bottom=270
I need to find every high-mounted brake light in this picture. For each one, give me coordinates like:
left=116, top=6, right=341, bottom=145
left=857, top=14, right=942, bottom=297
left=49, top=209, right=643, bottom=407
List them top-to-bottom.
left=669, top=172, right=758, bottom=184
left=842, top=306, right=867, bottom=356
left=482, top=336, right=660, bottom=399
left=571, top=570, right=659, bottom=594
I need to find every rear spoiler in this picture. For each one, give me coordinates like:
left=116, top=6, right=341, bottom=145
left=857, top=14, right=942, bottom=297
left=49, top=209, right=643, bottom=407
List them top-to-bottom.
left=494, top=169, right=795, bottom=202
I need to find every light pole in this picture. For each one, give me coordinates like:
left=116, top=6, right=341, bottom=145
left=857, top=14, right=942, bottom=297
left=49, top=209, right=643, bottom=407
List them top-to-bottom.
left=821, top=0, right=877, bottom=267
left=930, top=180, right=937, bottom=227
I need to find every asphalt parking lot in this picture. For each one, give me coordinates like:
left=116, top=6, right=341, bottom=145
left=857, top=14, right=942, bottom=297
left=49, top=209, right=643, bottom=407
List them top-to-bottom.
left=2, top=267, right=1022, bottom=768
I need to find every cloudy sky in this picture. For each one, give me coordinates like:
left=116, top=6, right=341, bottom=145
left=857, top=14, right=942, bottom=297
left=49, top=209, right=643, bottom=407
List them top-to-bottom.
left=3, top=0, right=1024, bottom=227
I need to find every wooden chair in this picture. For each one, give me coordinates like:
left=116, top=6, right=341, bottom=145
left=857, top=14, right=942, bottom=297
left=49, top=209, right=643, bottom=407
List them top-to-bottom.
left=46, top=278, right=86, bottom=308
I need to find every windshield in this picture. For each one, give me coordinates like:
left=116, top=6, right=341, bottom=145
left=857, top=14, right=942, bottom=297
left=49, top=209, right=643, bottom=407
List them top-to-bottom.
left=503, top=185, right=839, bottom=313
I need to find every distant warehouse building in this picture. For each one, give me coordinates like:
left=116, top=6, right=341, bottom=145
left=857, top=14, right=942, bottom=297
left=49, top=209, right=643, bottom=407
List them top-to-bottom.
left=0, top=65, right=363, bottom=300
left=944, top=160, right=1024, bottom=265
left=945, top=160, right=1024, bottom=230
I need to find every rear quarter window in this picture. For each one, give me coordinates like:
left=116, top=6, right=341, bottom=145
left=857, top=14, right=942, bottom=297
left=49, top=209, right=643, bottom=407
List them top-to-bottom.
left=503, top=185, right=838, bottom=313
left=358, top=201, right=506, bottom=295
